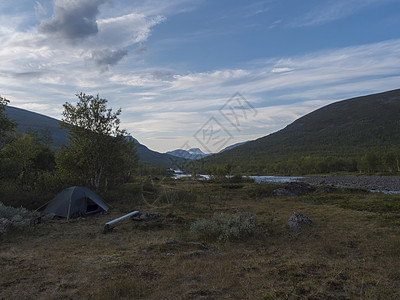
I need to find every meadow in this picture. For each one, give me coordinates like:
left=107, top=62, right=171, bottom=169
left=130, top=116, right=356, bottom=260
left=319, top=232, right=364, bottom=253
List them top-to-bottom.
left=1, top=180, right=399, bottom=299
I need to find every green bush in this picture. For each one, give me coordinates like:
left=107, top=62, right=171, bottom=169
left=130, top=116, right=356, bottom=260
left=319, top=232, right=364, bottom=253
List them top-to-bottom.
left=0, top=180, right=55, bottom=210
left=0, top=202, right=39, bottom=233
left=190, top=211, right=260, bottom=242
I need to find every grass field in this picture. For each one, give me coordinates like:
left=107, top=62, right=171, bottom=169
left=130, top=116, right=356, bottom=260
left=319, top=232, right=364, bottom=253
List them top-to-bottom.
left=1, top=181, right=399, bottom=299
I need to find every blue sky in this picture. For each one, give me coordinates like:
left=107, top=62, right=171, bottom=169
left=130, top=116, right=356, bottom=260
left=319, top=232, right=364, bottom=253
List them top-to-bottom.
left=1, top=0, right=400, bottom=152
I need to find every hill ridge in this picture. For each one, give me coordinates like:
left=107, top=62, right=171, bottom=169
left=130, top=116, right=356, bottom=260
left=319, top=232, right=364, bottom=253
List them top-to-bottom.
left=206, top=88, right=400, bottom=174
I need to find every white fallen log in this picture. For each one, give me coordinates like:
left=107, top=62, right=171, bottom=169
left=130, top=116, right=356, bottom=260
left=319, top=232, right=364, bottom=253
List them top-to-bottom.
left=104, top=211, right=139, bottom=231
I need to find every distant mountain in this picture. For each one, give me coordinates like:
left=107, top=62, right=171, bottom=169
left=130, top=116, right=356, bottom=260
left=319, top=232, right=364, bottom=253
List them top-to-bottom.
left=206, top=89, right=400, bottom=173
left=5, top=106, right=184, bottom=168
left=132, top=138, right=188, bottom=168
left=166, top=142, right=248, bottom=160
left=166, top=148, right=210, bottom=160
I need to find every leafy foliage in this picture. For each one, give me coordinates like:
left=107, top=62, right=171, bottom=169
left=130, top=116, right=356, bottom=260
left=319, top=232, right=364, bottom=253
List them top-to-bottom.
left=61, top=92, right=125, bottom=137
left=57, top=93, right=138, bottom=191
left=0, top=96, right=17, bottom=147
left=0, top=130, right=60, bottom=209
left=0, top=133, right=55, bottom=182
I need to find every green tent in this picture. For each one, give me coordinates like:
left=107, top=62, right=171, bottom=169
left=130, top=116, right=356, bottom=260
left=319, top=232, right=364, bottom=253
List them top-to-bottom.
left=43, top=186, right=109, bottom=219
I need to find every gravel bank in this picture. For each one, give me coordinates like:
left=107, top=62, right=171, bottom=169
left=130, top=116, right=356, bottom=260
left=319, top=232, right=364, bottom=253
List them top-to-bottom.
left=298, top=176, right=400, bottom=192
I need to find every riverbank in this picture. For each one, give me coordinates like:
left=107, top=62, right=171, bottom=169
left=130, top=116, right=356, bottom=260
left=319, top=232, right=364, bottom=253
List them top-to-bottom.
left=298, top=175, right=400, bottom=192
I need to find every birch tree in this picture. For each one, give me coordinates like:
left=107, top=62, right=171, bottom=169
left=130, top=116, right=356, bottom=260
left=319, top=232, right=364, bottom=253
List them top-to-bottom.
left=57, top=93, right=137, bottom=191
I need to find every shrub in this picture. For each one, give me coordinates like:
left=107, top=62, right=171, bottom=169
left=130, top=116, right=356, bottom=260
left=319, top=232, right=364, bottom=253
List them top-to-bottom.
left=0, top=174, right=61, bottom=209
left=0, top=202, right=39, bottom=233
left=190, top=211, right=260, bottom=242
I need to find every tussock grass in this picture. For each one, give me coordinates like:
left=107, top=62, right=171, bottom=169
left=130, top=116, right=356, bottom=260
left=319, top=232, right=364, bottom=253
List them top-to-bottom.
left=1, top=181, right=399, bottom=299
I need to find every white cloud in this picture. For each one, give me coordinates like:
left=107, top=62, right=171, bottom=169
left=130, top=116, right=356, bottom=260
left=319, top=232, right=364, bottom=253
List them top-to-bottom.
left=34, top=1, right=48, bottom=18
left=96, top=13, right=166, bottom=47
left=269, top=19, right=281, bottom=29
left=271, top=67, right=293, bottom=73
left=169, top=69, right=250, bottom=91
left=126, top=111, right=203, bottom=132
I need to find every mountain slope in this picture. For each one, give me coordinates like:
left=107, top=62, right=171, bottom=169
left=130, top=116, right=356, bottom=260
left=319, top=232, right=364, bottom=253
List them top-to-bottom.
left=207, top=89, right=400, bottom=172
left=5, top=106, right=182, bottom=167
left=5, top=106, right=68, bottom=147
left=134, top=139, right=187, bottom=167
left=218, top=141, right=248, bottom=153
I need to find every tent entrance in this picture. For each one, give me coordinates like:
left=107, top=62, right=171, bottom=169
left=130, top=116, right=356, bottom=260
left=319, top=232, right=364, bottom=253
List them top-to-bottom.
left=86, top=198, right=102, bottom=215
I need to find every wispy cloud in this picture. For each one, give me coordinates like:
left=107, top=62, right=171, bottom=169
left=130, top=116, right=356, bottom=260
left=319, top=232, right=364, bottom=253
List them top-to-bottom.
left=129, top=0, right=202, bottom=16
left=292, top=0, right=395, bottom=27
left=34, top=1, right=47, bottom=19
left=240, top=1, right=271, bottom=18
left=96, top=13, right=166, bottom=47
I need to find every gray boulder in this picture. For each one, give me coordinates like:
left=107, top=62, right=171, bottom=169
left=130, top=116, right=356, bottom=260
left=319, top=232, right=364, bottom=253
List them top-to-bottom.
left=287, top=212, right=312, bottom=231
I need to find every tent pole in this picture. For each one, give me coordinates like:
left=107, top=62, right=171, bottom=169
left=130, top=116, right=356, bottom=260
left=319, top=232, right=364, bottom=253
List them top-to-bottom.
left=67, top=198, right=72, bottom=220
left=35, top=199, right=52, bottom=212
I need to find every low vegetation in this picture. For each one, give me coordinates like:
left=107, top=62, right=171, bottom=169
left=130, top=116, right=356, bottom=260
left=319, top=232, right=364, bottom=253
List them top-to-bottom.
left=1, top=181, right=399, bottom=299
left=0, top=202, right=39, bottom=233
left=190, top=210, right=260, bottom=242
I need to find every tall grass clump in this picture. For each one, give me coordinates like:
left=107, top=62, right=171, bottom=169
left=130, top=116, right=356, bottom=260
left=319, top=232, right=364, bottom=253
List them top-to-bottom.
left=190, top=210, right=261, bottom=242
